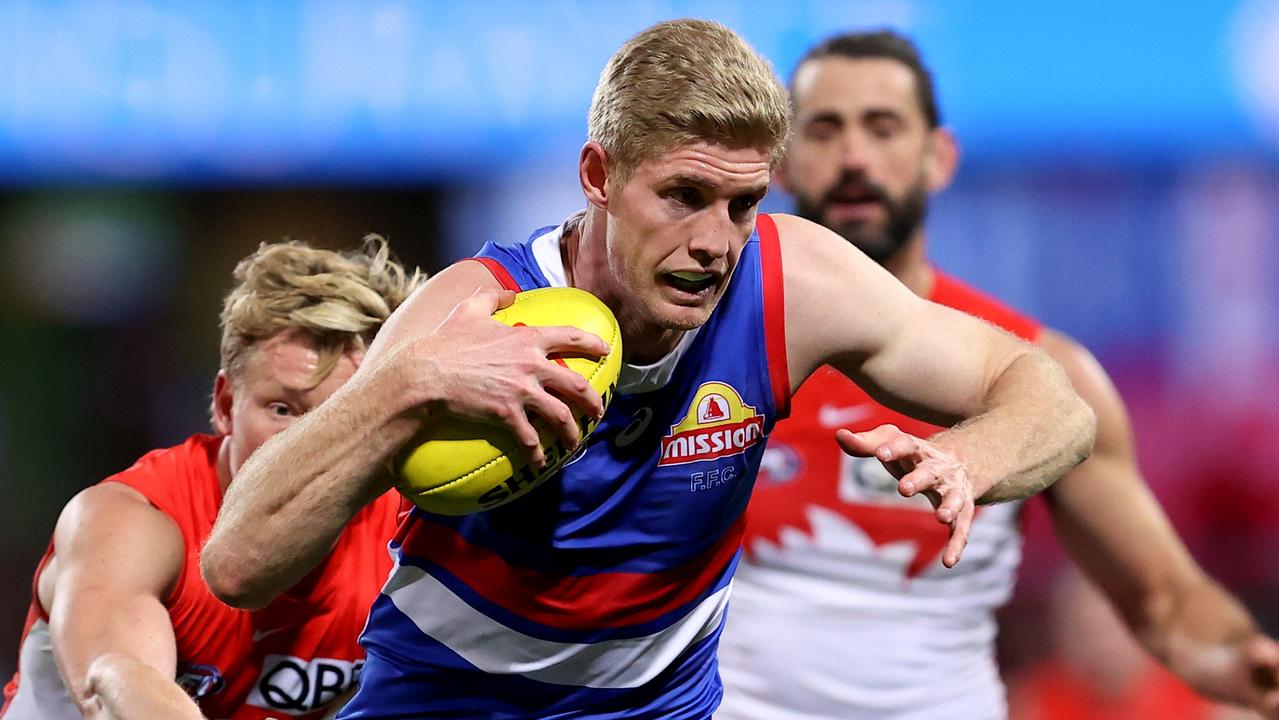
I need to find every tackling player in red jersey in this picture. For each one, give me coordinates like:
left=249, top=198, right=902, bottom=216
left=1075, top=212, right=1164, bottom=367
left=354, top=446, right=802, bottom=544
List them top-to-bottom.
left=2, top=238, right=603, bottom=720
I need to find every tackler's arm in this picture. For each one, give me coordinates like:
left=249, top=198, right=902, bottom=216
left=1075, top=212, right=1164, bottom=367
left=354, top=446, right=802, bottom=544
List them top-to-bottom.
left=46, top=484, right=205, bottom=720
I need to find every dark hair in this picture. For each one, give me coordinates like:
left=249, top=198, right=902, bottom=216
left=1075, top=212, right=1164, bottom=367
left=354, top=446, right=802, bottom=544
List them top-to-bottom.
left=792, top=29, right=941, bottom=128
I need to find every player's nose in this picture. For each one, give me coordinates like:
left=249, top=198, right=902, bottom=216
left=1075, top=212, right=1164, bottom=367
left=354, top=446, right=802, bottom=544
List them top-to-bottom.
left=840, top=129, right=872, bottom=173
left=687, top=219, right=732, bottom=263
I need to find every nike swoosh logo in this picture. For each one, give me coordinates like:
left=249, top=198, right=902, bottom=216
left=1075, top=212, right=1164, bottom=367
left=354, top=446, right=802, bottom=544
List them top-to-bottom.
left=818, top=403, right=874, bottom=429
left=252, top=625, right=296, bottom=642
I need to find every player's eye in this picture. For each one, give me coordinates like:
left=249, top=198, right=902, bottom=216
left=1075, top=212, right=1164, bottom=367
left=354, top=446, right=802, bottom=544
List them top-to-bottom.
left=867, top=115, right=904, bottom=140
left=805, top=118, right=841, bottom=141
left=667, top=186, right=703, bottom=208
left=730, top=194, right=761, bottom=217
left=268, top=402, right=294, bottom=418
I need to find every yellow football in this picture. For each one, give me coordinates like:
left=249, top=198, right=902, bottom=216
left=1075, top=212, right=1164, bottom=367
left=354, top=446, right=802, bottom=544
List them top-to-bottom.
left=395, top=287, right=622, bottom=515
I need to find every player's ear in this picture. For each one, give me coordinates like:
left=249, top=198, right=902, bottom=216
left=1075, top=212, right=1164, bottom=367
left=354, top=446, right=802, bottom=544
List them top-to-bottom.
left=924, top=126, right=959, bottom=193
left=579, top=142, right=610, bottom=209
left=212, top=370, right=234, bottom=436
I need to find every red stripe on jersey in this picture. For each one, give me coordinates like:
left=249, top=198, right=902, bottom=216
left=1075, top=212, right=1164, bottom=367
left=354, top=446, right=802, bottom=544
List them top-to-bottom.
left=756, top=214, right=790, bottom=419
left=469, top=257, right=523, bottom=291
left=399, top=517, right=744, bottom=630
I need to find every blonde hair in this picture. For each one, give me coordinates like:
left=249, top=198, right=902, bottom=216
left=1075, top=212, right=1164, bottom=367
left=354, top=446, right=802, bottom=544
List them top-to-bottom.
left=587, top=19, right=791, bottom=181
left=218, top=235, right=422, bottom=387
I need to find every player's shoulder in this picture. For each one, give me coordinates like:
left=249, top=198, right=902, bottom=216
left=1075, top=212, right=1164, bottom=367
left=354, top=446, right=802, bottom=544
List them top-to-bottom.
left=764, top=213, right=881, bottom=295
left=765, top=213, right=842, bottom=256
left=404, top=253, right=510, bottom=307
left=363, top=258, right=505, bottom=368
left=46, top=481, right=185, bottom=618
left=54, top=481, right=184, bottom=569
left=67, top=481, right=157, bottom=518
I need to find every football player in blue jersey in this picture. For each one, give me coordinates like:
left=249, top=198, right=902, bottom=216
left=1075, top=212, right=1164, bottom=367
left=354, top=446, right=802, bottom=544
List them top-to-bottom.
left=203, top=19, right=1096, bottom=719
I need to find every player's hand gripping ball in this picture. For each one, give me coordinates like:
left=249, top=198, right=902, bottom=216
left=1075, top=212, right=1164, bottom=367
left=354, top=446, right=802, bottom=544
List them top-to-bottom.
left=396, top=287, right=622, bottom=515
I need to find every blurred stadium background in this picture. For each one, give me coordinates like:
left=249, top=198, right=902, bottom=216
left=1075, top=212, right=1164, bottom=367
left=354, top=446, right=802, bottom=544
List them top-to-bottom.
left=2, top=0, right=1278, bottom=710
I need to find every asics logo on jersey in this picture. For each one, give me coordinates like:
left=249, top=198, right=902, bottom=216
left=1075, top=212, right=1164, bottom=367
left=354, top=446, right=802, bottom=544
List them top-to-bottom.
left=659, top=382, right=765, bottom=466
left=817, top=402, right=874, bottom=428
left=614, top=407, right=654, bottom=448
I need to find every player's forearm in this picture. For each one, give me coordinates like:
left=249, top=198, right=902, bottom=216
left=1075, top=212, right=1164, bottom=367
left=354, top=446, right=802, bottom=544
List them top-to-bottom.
left=934, top=350, right=1095, bottom=504
left=203, top=365, right=417, bottom=609
left=1134, top=576, right=1262, bottom=703
left=82, top=652, right=205, bottom=720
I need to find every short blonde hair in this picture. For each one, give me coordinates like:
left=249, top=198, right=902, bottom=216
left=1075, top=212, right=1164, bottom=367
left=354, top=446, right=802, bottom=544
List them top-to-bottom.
left=588, top=19, right=791, bottom=181
left=218, top=236, right=422, bottom=386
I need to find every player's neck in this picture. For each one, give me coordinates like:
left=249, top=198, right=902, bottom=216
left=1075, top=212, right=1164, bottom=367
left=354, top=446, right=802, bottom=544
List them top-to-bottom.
left=559, top=209, right=602, bottom=297
left=883, top=231, right=934, bottom=298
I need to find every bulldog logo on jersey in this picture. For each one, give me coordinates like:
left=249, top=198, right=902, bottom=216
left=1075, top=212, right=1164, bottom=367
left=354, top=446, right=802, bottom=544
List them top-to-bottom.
left=659, top=382, right=765, bottom=466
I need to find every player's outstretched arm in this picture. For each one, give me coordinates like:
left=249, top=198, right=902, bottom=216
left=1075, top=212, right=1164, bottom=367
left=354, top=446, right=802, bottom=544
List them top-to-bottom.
left=775, top=213, right=1095, bottom=567
left=202, top=261, right=609, bottom=610
left=1039, top=330, right=1279, bottom=717
left=45, top=484, right=205, bottom=720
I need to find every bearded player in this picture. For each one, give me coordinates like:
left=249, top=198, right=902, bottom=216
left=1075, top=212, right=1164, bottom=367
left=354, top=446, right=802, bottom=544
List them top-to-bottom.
left=716, top=30, right=1279, bottom=720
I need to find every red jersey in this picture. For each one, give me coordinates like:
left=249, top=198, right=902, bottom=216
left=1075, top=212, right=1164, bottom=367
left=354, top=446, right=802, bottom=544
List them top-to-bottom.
left=2, top=434, right=399, bottom=720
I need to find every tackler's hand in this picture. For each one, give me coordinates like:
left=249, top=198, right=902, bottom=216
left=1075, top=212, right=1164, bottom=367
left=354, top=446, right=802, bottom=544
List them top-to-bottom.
left=836, top=424, right=976, bottom=568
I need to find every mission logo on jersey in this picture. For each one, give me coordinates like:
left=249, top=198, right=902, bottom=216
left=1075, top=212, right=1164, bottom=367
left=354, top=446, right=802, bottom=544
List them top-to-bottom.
left=659, top=381, right=765, bottom=466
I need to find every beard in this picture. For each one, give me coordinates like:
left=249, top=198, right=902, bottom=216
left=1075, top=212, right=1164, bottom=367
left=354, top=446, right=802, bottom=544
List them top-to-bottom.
left=794, top=172, right=929, bottom=265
